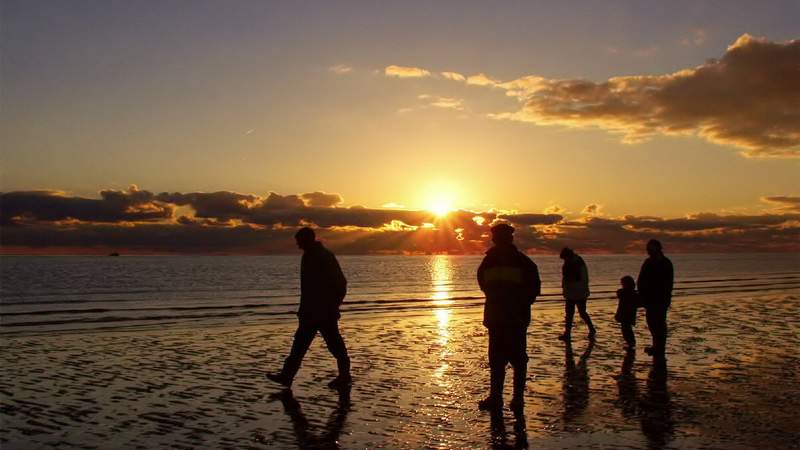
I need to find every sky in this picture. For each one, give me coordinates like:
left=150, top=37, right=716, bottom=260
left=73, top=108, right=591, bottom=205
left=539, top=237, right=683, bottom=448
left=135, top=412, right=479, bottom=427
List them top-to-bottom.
left=1, top=1, right=799, bottom=254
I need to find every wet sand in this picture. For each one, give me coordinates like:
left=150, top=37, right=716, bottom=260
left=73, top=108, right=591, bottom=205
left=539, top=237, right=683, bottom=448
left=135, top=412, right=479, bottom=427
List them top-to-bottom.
left=2, top=290, right=799, bottom=449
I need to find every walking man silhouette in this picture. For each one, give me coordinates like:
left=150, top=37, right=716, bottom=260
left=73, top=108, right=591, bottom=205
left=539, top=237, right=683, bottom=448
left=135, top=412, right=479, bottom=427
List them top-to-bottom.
left=477, top=223, right=541, bottom=411
left=267, top=227, right=352, bottom=389
left=637, top=239, right=673, bottom=359
left=558, top=247, right=596, bottom=341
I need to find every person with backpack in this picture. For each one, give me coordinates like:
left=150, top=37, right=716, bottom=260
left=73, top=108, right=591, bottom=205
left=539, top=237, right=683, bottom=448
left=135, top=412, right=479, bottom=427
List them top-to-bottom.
left=558, top=247, right=596, bottom=341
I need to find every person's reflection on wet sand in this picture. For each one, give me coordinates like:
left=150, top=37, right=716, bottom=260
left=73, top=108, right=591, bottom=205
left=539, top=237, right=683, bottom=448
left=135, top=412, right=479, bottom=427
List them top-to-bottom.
left=562, top=338, right=594, bottom=424
left=614, top=349, right=638, bottom=419
left=639, top=361, right=674, bottom=449
left=272, top=387, right=351, bottom=450
left=489, top=407, right=528, bottom=449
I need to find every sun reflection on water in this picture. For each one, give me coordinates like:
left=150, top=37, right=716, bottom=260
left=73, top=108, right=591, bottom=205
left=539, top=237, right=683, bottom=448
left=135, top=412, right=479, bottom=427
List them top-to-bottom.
left=430, top=255, right=454, bottom=385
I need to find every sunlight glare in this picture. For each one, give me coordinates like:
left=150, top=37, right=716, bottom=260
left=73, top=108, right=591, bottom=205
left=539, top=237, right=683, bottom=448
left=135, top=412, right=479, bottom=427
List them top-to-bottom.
left=429, top=196, right=454, bottom=217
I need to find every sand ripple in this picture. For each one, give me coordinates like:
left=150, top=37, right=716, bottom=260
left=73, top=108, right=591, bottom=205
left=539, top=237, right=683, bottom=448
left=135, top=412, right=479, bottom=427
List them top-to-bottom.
left=2, top=290, right=799, bottom=449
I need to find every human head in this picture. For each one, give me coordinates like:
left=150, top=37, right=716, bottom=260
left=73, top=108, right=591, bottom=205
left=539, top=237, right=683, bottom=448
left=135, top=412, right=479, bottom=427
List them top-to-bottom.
left=490, top=223, right=515, bottom=245
left=295, top=227, right=316, bottom=250
left=646, top=239, right=663, bottom=257
left=559, top=247, right=575, bottom=260
left=621, top=275, right=635, bottom=290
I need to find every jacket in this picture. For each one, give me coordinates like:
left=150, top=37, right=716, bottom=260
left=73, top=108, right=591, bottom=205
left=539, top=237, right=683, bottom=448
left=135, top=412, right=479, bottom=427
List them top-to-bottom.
left=298, top=241, right=347, bottom=322
left=477, top=244, right=541, bottom=329
left=562, top=255, right=590, bottom=301
left=636, top=255, right=673, bottom=308
left=615, top=288, right=640, bottom=324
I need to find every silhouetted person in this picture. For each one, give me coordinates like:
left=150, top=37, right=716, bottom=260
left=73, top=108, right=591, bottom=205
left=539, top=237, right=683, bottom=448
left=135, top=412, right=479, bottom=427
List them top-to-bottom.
left=477, top=223, right=541, bottom=411
left=267, top=227, right=352, bottom=389
left=637, top=239, right=673, bottom=359
left=558, top=247, right=596, bottom=341
left=615, top=275, right=641, bottom=351
left=562, top=338, right=593, bottom=425
left=640, top=360, right=673, bottom=449
left=271, top=387, right=351, bottom=449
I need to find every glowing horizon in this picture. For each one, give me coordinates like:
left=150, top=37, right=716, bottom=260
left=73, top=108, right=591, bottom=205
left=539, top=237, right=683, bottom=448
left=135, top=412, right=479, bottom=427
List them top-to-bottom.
left=1, top=2, right=798, bottom=254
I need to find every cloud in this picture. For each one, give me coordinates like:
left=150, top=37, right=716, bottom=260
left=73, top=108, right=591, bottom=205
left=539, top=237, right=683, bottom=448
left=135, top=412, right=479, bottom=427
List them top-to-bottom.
left=491, top=34, right=800, bottom=157
left=385, top=35, right=800, bottom=158
left=329, top=64, right=353, bottom=74
left=384, top=65, right=431, bottom=78
left=440, top=71, right=466, bottom=82
left=466, top=73, right=499, bottom=87
left=417, top=94, right=465, bottom=111
left=430, top=97, right=465, bottom=110
left=1, top=186, right=173, bottom=225
left=2, top=187, right=798, bottom=254
left=155, top=191, right=258, bottom=220
left=301, top=191, right=343, bottom=207
left=262, top=192, right=306, bottom=209
left=762, top=195, right=800, bottom=212
left=543, top=204, right=565, bottom=215
left=582, top=204, right=602, bottom=215
left=497, top=213, right=563, bottom=226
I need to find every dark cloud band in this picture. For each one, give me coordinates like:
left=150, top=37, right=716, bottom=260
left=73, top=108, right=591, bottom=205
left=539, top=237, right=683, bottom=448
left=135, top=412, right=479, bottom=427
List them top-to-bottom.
left=1, top=187, right=797, bottom=254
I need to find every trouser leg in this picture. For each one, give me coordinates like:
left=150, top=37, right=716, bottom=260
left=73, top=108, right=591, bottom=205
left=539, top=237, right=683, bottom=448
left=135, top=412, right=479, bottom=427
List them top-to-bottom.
left=576, top=300, right=595, bottom=334
left=564, top=301, right=575, bottom=334
left=646, top=306, right=668, bottom=355
left=319, top=321, right=350, bottom=377
left=282, top=322, right=318, bottom=380
left=621, top=322, right=635, bottom=347
left=510, top=328, right=528, bottom=399
left=488, top=329, right=508, bottom=398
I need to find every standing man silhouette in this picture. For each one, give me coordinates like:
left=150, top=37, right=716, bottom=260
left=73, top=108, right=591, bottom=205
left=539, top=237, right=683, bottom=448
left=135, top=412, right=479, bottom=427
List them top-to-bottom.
left=477, top=223, right=541, bottom=411
left=267, top=227, right=352, bottom=389
left=637, top=239, right=673, bottom=359
left=558, top=247, right=596, bottom=341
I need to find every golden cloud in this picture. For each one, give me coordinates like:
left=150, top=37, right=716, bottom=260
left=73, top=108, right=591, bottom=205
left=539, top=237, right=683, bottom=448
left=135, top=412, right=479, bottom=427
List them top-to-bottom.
left=491, top=34, right=800, bottom=158
left=386, top=35, right=800, bottom=158
left=384, top=65, right=431, bottom=78
left=440, top=71, right=466, bottom=81
left=466, top=73, right=499, bottom=87
left=3, top=188, right=799, bottom=254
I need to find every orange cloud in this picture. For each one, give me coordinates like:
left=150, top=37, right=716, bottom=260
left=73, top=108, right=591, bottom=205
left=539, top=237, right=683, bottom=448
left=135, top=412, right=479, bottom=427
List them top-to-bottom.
left=491, top=34, right=800, bottom=158
left=386, top=35, right=800, bottom=158
left=384, top=65, right=431, bottom=78
left=440, top=71, right=466, bottom=81
left=466, top=73, right=499, bottom=87
left=3, top=188, right=799, bottom=254
left=762, top=195, right=800, bottom=212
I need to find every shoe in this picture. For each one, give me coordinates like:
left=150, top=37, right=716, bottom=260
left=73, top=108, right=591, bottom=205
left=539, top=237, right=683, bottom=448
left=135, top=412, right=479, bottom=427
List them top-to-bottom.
left=558, top=333, right=571, bottom=341
left=266, top=372, right=293, bottom=387
left=327, top=375, right=352, bottom=389
left=478, top=395, right=503, bottom=411
left=509, top=396, right=524, bottom=412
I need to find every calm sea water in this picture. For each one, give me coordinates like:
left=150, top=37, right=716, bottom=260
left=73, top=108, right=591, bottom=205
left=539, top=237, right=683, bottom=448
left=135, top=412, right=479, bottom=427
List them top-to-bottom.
left=1, top=253, right=798, bottom=332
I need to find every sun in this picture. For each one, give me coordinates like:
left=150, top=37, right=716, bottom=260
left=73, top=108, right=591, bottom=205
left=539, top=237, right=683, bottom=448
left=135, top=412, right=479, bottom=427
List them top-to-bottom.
left=428, top=196, right=454, bottom=217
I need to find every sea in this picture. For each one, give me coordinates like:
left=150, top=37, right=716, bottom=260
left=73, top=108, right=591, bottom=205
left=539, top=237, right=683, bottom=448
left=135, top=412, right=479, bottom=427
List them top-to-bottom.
left=1, top=253, right=798, bottom=333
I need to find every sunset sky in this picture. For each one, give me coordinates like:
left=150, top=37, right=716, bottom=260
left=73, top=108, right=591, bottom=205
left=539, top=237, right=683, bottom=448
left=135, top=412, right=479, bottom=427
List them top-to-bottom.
left=2, top=1, right=799, bottom=254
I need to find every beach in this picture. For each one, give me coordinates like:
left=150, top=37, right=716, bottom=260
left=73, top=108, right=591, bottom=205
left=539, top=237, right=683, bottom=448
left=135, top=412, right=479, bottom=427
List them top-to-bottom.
left=2, top=286, right=799, bottom=449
